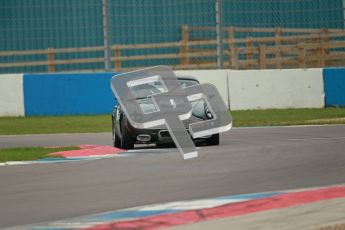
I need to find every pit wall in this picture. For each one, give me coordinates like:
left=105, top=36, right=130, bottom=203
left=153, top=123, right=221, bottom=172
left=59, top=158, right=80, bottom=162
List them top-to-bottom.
left=0, top=68, right=344, bottom=116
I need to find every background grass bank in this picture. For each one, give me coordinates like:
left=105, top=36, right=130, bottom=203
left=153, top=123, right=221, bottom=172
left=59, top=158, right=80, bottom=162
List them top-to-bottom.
left=0, top=108, right=345, bottom=135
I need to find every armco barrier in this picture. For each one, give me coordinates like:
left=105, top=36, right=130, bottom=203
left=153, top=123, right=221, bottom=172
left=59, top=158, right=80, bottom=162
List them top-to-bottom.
left=323, top=68, right=345, bottom=107
left=23, top=73, right=118, bottom=116
left=0, top=74, right=24, bottom=116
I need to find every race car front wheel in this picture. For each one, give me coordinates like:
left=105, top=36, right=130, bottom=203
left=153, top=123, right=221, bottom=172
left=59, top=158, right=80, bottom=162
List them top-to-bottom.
left=112, top=116, right=121, bottom=148
left=120, top=121, right=135, bottom=150
left=206, top=134, right=219, bottom=146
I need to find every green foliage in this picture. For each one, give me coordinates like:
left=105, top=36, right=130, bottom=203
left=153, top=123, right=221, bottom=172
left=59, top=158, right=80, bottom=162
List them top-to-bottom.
left=0, top=146, right=79, bottom=163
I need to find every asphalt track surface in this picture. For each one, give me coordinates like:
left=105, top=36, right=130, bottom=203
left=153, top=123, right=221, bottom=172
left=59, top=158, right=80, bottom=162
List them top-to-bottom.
left=0, top=125, right=345, bottom=228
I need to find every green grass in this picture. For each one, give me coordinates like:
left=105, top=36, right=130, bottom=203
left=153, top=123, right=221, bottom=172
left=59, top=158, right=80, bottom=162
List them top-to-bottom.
left=0, top=108, right=345, bottom=135
left=232, top=108, right=345, bottom=127
left=0, top=115, right=111, bottom=135
left=0, top=146, right=79, bottom=163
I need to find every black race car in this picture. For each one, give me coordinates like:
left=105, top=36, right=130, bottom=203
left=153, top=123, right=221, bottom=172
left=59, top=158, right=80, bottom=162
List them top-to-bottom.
left=111, top=77, right=219, bottom=149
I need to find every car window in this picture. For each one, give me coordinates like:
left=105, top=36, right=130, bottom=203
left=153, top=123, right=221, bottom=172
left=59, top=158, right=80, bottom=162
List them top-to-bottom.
left=132, top=78, right=205, bottom=118
left=130, top=79, right=199, bottom=99
left=179, top=79, right=199, bottom=89
left=130, top=82, right=165, bottom=99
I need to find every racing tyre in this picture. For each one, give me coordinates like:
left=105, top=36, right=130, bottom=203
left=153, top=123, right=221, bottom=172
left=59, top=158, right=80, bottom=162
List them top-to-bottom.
left=112, top=116, right=121, bottom=148
left=120, top=123, right=135, bottom=150
left=206, top=134, right=219, bottom=146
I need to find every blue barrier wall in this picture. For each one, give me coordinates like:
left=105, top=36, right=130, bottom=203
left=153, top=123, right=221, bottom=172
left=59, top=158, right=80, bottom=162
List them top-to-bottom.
left=15, top=68, right=345, bottom=116
left=323, top=68, right=345, bottom=107
left=23, top=73, right=119, bottom=116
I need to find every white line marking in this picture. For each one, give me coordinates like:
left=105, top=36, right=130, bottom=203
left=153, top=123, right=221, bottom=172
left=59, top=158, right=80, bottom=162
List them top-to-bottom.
left=287, top=136, right=345, bottom=141
left=0, top=154, right=123, bottom=167
left=133, top=199, right=248, bottom=211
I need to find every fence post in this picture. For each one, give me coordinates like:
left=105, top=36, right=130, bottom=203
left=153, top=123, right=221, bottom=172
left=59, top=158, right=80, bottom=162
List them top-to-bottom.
left=102, top=0, right=112, bottom=71
left=215, top=0, right=224, bottom=68
left=181, top=25, right=190, bottom=65
left=227, top=27, right=235, bottom=68
left=227, top=27, right=235, bottom=46
left=275, top=27, right=282, bottom=68
left=321, top=28, right=329, bottom=57
left=308, top=29, right=319, bottom=63
left=246, top=36, right=253, bottom=60
left=246, top=36, right=253, bottom=69
left=298, top=43, right=306, bottom=68
left=258, top=45, right=266, bottom=69
left=114, top=46, right=122, bottom=71
left=230, top=46, right=238, bottom=69
left=318, top=46, right=326, bottom=67
left=47, top=48, right=55, bottom=72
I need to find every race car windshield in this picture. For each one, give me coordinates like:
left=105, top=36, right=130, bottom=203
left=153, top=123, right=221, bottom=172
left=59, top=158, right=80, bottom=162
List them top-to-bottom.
left=130, top=79, right=199, bottom=99
left=132, top=79, right=202, bottom=115
left=179, top=79, right=199, bottom=89
left=130, top=83, right=165, bottom=99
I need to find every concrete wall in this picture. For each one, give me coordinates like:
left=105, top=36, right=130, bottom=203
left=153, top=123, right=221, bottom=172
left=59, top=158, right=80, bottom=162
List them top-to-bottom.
left=176, top=68, right=324, bottom=110
left=323, top=68, right=345, bottom=107
left=227, top=69, right=324, bottom=110
left=175, top=70, right=230, bottom=109
left=0, top=74, right=24, bottom=116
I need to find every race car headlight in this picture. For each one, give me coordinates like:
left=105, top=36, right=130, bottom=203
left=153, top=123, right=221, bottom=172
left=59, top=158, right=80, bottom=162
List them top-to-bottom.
left=205, top=107, right=213, bottom=119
